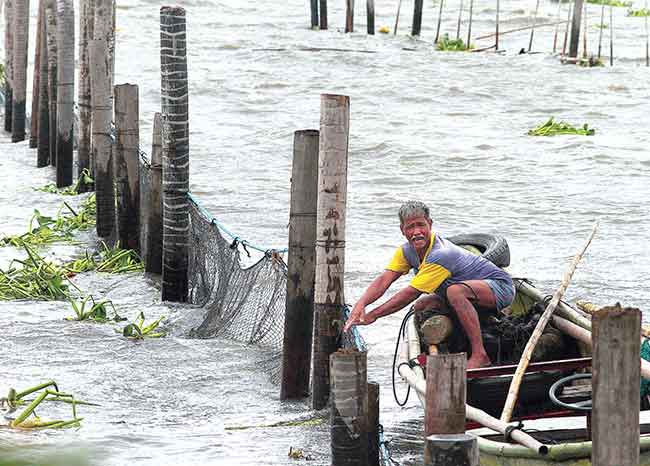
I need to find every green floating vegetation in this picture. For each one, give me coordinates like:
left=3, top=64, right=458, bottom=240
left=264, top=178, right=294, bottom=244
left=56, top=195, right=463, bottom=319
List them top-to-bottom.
left=587, top=0, right=632, bottom=7
left=628, top=7, right=650, bottom=16
left=436, top=33, right=473, bottom=51
left=578, top=56, right=605, bottom=67
left=527, top=117, right=596, bottom=136
left=34, top=169, right=94, bottom=196
left=1, top=194, right=96, bottom=248
left=65, top=242, right=144, bottom=275
left=66, top=295, right=125, bottom=323
left=118, top=312, right=166, bottom=339
left=0, top=381, right=83, bottom=429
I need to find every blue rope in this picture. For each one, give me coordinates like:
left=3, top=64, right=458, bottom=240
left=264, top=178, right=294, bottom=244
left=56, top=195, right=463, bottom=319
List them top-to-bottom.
left=187, top=192, right=288, bottom=254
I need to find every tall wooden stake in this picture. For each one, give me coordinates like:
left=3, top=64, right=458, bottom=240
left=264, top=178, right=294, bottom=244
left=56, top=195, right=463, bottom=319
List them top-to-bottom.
left=4, top=0, right=13, bottom=133
left=11, top=0, right=29, bottom=143
left=30, top=0, right=43, bottom=149
left=45, top=0, right=57, bottom=167
left=56, top=0, right=74, bottom=187
left=78, top=0, right=94, bottom=191
left=310, top=0, right=319, bottom=29
left=320, top=0, right=328, bottom=29
left=346, top=0, right=354, bottom=33
left=367, top=0, right=375, bottom=34
left=394, top=0, right=402, bottom=35
left=412, top=0, right=423, bottom=36
left=435, top=0, right=444, bottom=42
left=456, top=0, right=464, bottom=40
left=467, top=0, right=474, bottom=49
left=495, top=0, right=500, bottom=50
left=528, top=0, right=541, bottom=52
left=552, top=0, right=563, bottom=53
left=562, top=0, right=573, bottom=55
left=569, top=0, right=584, bottom=58
left=645, top=0, right=649, bottom=65
left=37, top=1, right=49, bottom=168
left=582, top=3, right=588, bottom=58
left=597, top=3, right=604, bottom=58
left=609, top=5, right=613, bottom=65
left=160, top=6, right=190, bottom=303
left=89, top=38, right=114, bottom=237
left=114, top=84, right=140, bottom=252
left=312, top=94, right=349, bottom=410
left=145, top=113, right=163, bottom=274
left=280, top=129, right=319, bottom=400
left=500, top=223, right=598, bottom=423
left=592, top=305, right=641, bottom=466
left=330, top=350, right=368, bottom=466
left=425, top=353, right=466, bottom=436
left=367, top=382, right=380, bottom=466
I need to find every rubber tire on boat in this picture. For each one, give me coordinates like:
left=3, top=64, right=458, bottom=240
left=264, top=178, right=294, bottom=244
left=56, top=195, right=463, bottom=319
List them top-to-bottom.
left=447, top=233, right=511, bottom=268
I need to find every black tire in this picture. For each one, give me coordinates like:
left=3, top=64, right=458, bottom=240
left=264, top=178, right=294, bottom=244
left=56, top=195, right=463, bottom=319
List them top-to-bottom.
left=447, top=233, right=510, bottom=268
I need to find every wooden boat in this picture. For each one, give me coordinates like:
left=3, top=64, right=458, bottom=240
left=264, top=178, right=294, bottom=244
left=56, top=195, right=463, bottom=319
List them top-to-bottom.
left=395, top=235, right=650, bottom=464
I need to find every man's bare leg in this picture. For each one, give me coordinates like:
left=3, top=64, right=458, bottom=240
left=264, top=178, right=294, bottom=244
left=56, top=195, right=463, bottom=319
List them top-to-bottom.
left=446, top=280, right=497, bottom=369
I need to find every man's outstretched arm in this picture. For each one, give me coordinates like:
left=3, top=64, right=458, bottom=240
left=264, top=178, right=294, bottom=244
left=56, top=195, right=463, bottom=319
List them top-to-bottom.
left=343, top=269, right=402, bottom=331
left=362, top=285, right=421, bottom=325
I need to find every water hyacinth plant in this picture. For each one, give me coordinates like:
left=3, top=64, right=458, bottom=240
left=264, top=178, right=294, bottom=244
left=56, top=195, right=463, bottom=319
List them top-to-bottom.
left=587, top=0, right=631, bottom=6
left=628, top=7, right=650, bottom=15
left=436, top=33, right=473, bottom=51
left=527, top=117, right=596, bottom=136
left=34, top=169, right=95, bottom=196
left=65, top=242, right=144, bottom=275
left=66, top=295, right=126, bottom=323
left=118, top=312, right=166, bottom=339
left=0, top=381, right=83, bottom=429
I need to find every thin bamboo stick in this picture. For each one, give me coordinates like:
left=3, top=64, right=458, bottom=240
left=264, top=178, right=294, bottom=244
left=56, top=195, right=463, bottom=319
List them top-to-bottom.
left=394, top=0, right=402, bottom=35
left=435, top=0, right=444, bottom=42
left=457, top=0, right=464, bottom=40
left=467, top=0, right=474, bottom=48
left=496, top=0, right=500, bottom=50
left=529, top=0, right=541, bottom=52
left=553, top=0, right=563, bottom=53
left=562, top=0, right=573, bottom=55
left=645, top=0, right=649, bottom=65
left=583, top=3, right=587, bottom=58
left=597, top=3, right=604, bottom=59
left=609, top=5, right=613, bottom=65
left=500, top=222, right=598, bottom=423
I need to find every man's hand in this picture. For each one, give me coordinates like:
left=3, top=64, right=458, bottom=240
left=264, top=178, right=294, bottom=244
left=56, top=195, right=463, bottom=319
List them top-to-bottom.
left=344, top=303, right=366, bottom=332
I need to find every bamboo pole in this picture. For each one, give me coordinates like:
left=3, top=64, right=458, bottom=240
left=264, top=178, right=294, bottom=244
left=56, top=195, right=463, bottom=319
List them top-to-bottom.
left=4, top=0, right=13, bottom=133
left=11, top=0, right=29, bottom=143
left=30, top=0, right=43, bottom=149
left=45, top=0, right=57, bottom=167
left=56, top=0, right=74, bottom=187
left=77, top=0, right=94, bottom=191
left=310, top=0, right=318, bottom=29
left=320, top=0, right=327, bottom=29
left=345, top=0, right=354, bottom=33
left=367, top=0, right=374, bottom=34
left=394, top=0, right=402, bottom=35
left=412, top=0, right=423, bottom=36
left=435, top=0, right=444, bottom=42
left=456, top=0, right=464, bottom=40
left=467, top=0, right=474, bottom=49
left=495, top=0, right=500, bottom=50
left=529, top=0, right=541, bottom=52
left=553, top=0, right=563, bottom=53
left=645, top=0, right=649, bottom=66
left=37, top=1, right=49, bottom=167
left=562, top=1, right=572, bottom=55
left=582, top=3, right=587, bottom=58
left=597, top=3, right=604, bottom=59
left=609, top=5, right=613, bottom=65
left=160, top=6, right=190, bottom=303
left=89, top=38, right=114, bottom=237
left=114, top=84, right=140, bottom=252
left=312, top=94, right=349, bottom=410
left=144, top=112, right=163, bottom=274
left=280, top=129, right=319, bottom=400
left=500, top=223, right=598, bottom=423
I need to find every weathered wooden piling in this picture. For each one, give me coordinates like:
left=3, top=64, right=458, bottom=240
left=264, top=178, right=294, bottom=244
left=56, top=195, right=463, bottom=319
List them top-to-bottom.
left=4, top=0, right=14, bottom=133
left=11, top=0, right=29, bottom=143
left=30, top=0, right=43, bottom=149
left=45, top=0, right=57, bottom=166
left=56, top=0, right=74, bottom=187
left=78, top=0, right=95, bottom=190
left=310, top=0, right=319, bottom=29
left=320, top=0, right=328, bottom=29
left=346, top=0, right=354, bottom=33
left=367, top=0, right=375, bottom=34
left=412, top=0, right=423, bottom=36
left=569, top=0, right=584, bottom=58
left=37, top=1, right=49, bottom=168
left=160, top=6, right=190, bottom=303
left=90, top=38, right=114, bottom=237
left=114, top=84, right=140, bottom=252
left=312, top=94, right=350, bottom=410
left=144, top=112, right=163, bottom=274
left=280, top=129, right=319, bottom=400
left=591, top=305, right=640, bottom=466
left=330, top=350, right=368, bottom=466
left=425, top=353, right=466, bottom=435
left=367, top=381, right=380, bottom=466
left=424, top=434, right=479, bottom=466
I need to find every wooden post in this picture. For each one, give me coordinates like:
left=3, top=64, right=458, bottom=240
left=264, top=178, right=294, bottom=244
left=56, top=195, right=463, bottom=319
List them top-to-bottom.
left=4, top=0, right=13, bottom=133
left=11, top=0, right=29, bottom=143
left=30, top=0, right=43, bottom=149
left=45, top=0, right=57, bottom=167
left=56, top=0, right=74, bottom=187
left=77, top=0, right=94, bottom=191
left=310, top=0, right=318, bottom=29
left=320, top=0, right=328, bottom=30
left=346, top=0, right=354, bottom=33
left=366, top=0, right=375, bottom=34
left=412, top=0, right=423, bottom=36
left=435, top=0, right=444, bottom=42
left=467, top=0, right=474, bottom=50
left=495, top=0, right=500, bottom=50
left=528, top=0, right=541, bottom=51
left=562, top=0, right=573, bottom=56
left=569, top=0, right=584, bottom=58
left=37, top=2, right=49, bottom=168
left=609, top=5, right=614, bottom=66
left=160, top=6, right=190, bottom=303
left=90, top=38, right=114, bottom=238
left=114, top=84, right=140, bottom=252
left=312, top=94, right=349, bottom=410
left=145, top=112, right=163, bottom=274
left=280, top=129, right=319, bottom=400
left=592, top=304, right=640, bottom=466
left=330, top=350, right=368, bottom=466
left=425, top=353, right=466, bottom=436
left=367, top=381, right=380, bottom=466
left=424, top=434, right=479, bottom=466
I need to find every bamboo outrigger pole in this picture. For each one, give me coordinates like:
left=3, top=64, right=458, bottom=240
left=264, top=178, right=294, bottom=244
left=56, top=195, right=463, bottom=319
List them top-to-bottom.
left=500, top=222, right=599, bottom=423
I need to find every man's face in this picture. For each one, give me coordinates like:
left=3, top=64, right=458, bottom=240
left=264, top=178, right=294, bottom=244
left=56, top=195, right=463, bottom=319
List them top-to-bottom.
left=400, top=215, right=432, bottom=251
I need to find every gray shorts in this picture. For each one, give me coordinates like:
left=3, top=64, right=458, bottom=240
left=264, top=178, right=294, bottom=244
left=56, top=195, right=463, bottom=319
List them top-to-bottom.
left=486, top=278, right=516, bottom=311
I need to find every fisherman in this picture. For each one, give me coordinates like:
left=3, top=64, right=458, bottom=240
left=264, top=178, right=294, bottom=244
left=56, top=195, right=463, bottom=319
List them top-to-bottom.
left=343, top=201, right=515, bottom=369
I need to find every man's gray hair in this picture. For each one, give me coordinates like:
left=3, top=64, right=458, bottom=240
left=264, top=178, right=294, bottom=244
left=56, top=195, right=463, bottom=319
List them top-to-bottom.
left=398, top=201, right=430, bottom=224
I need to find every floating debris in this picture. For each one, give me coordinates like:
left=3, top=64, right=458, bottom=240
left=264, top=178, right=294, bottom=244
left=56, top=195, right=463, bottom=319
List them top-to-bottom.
left=436, top=33, right=473, bottom=51
left=527, top=117, right=596, bottom=136
left=118, top=312, right=166, bottom=339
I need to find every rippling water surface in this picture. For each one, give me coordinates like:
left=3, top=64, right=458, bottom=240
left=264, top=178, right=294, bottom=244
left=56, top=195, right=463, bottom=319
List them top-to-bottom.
left=1, top=0, right=649, bottom=464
